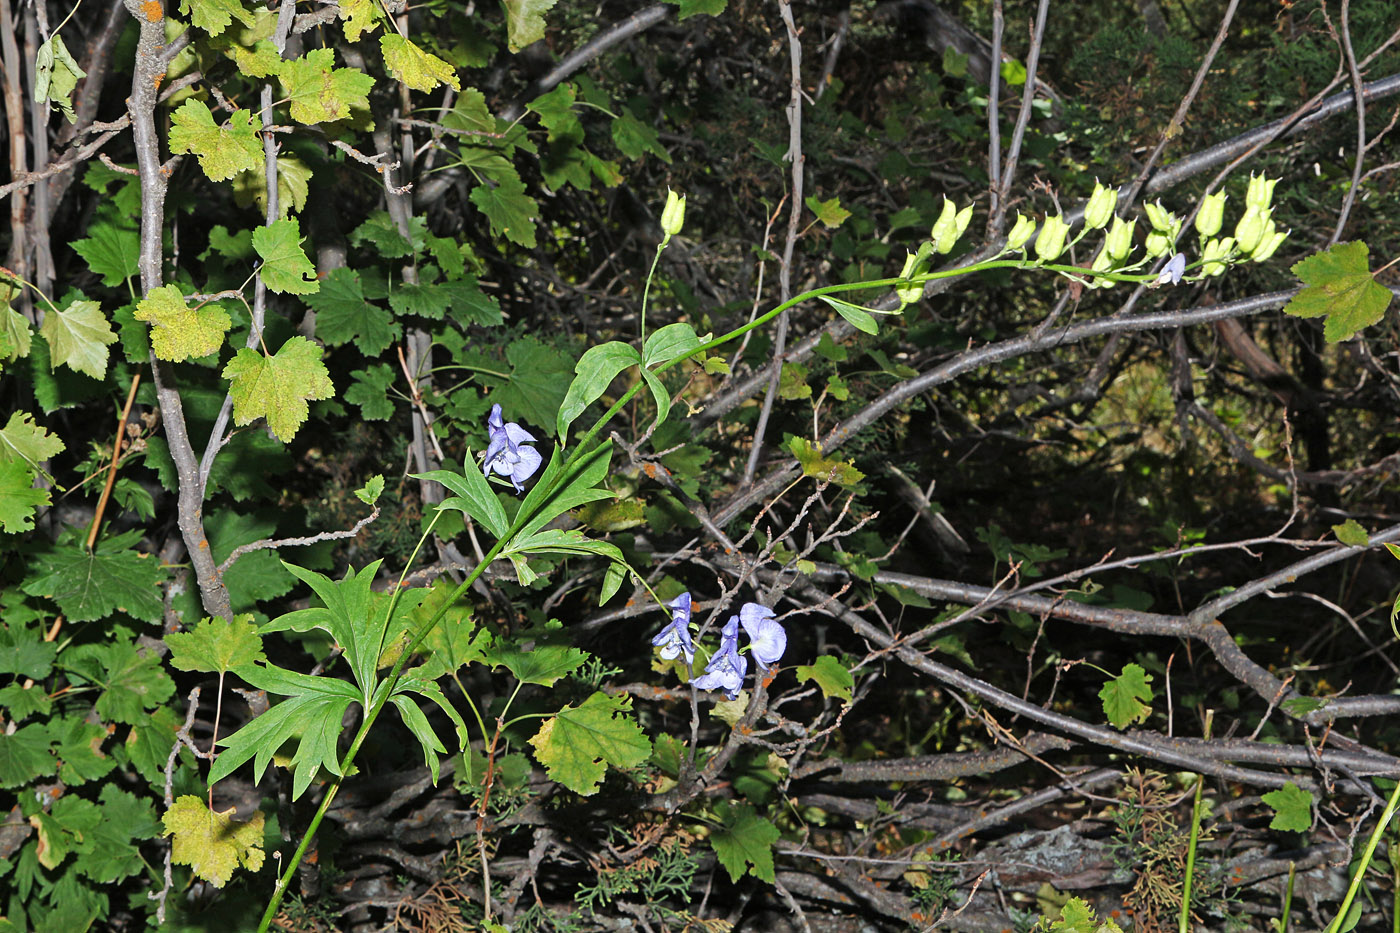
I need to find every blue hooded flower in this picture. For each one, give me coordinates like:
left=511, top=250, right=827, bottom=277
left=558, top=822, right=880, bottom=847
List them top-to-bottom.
left=483, top=404, right=542, bottom=493
left=651, top=592, right=695, bottom=664
left=739, top=602, right=786, bottom=669
left=691, top=615, right=747, bottom=700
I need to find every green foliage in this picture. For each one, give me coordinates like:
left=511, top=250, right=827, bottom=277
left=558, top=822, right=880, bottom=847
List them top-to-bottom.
left=169, top=101, right=263, bottom=182
left=1284, top=241, right=1393, bottom=342
left=134, top=285, right=232, bottom=361
left=39, top=299, right=117, bottom=379
left=222, top=336, right=333, bottom=441
left=795, top=655, right=853, bottom=703
left=1099, top=663, right=1154, bottom=729
left=528, top=691, right=651, bottom=795
left=1262, top=782, right=1313, bottom=832
left=708, top=801, right=780, bottom=883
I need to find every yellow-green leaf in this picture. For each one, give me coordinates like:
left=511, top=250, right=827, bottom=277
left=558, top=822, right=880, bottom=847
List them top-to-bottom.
left=179, top=0, right=256, bottom=37
left=339, top=0, right=377, bottom=40
left=502, top=0, right=559, bottom=52
left=380, top=35, right=461, bottom=92
left=278, top=47, right=374, bottom=125
left=169, top=101, right=263, bottom=182
left=804, top=194, right=851, bottom=228
left=252, top=218, right=319, bottom=294
left=1284, top=241, right=1393, bottom=342
left=134, top=284, right=231, bottom=361
left=40, top=299, right=117, bottom=379
left=222, top=336, right=334, bottom=441
left=787, top=437, right=864, bottom=486
left=1332, top=519, right=1370, bottom=547
left=529, top=691, right=650, bottom=795
left=162, top=795, right=264, bottom=887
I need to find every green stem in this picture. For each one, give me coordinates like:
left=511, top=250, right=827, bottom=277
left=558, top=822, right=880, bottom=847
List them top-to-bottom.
left=639, top=237, right=668, bottom=345
left=1180, top=709, right=1211, bottom=933
left=1326, top=777, right=1400, bottom=933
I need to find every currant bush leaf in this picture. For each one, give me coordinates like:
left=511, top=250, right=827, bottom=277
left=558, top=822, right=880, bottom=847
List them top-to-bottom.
left=179, top=0, right=256, bottom=37
left=502, top=0, right=559, bottom=52
left=380, top=35, right=461, bottom=92
left=279, top=48, right=374, bottom=125
left=168, top=101, right=263, bottom=182
left=470, top=175, right=539, bottom=248
left=252, top=218, right=319, bottom=295
left=71, top=221, right=139, bottom=286
left=1284, top=241, right=1393, bottom=342
left=305, top=268, right=397, bottom=354
left=133, top=284, right=232, bottom=361
left=40, top=299, right=118, bottom=379
left=222, top=336, right=334, bottom=442
left=0, top=410, right=65, bottom=470
left=23, top=530, right=167, bottom=623
left=165, top=614, right=266, bottom=676
left=62, top=633, right=176, bottom=724
left=795, top=655, right=854, bottom=703
left=1099, top=662, right=1154, bottom=729
left=529, top=691, right=650, bottom=795
left=0, top=723, right=57, bottom=788
left=1262, top=781, right=1313, bottom=832
left=162, top=795, right=265, bottom=887
left=709, top=801, right=780, bottom=883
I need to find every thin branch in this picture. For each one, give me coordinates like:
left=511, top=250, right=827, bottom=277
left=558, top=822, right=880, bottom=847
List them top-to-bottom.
left=744, top=0, right=806, bottom=484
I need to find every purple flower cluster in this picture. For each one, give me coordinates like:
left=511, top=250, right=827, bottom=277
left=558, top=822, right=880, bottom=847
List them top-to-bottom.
left=483, top=404, right=542, bottom=493
left=654, top=596, right=787, bottom=701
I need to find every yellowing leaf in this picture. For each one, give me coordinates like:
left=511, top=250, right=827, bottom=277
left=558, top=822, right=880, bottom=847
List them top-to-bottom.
left=179, top=0, right=256, bottom=36
left=338, top=0, right=377, bottom=40
left=502, top=0, right=559, bottom=52
left=34, top=33, right=85, bottom=123
left=380, top=35, right=461, bottom=92
left=228, top=39, right=283, bottom=78
left=278, top=48, right=374, bottom=125
left=169, top=101, right=263, bottom=182
left=804, top=195, right=851, bottom=228
left=252, top=218, right=319, bottom=295
left=1284, top=241, right=1393, bottom=342
left=134, top=284, right=232, bottom=361
left=40, top=299, right=117, bottom=379
left=223, top=336, right=334, bottom=442
left=0, top=411, right=65, bottom=469
left=787, top=437, right=864, bottom=486
left=1332, top=519, right=1370, bottom=547
left=529, top=691, right=650, bottom=795
left=162, top=795, right=265, bottom=887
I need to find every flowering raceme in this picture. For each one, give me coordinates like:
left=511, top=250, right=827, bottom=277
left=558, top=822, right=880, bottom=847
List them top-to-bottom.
left=482, top=404, right=542, bottom=493
left=651, top=592, right=695, bottom=664
left=691, top=616, right=747, bottom=700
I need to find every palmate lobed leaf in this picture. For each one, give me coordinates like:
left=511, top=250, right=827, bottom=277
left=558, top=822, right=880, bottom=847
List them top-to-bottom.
left=502, top=0, right=559, bottom=52
left=380, top=35, right=461, bottom=92
left=278, top=47, right=374, bottom=125
left=168, top=100, right=263, bottom=182
left=252, top=218, right=320, bottom=295
left=1283, top=240, right=1393, bottom=342
left=133, top=284, right=231, bottom=361
left=39, top=299, right=118, bottom=380
left=222, top=336, right=333, bottom=442
left=22, top=529, right=166, bottom=624
left=165, top=614, right=266, bottom=675
left=1099, top=662, right=1153, bottom=729
left=529, top=691, right=650, bottom=795
left=1261, top=780, right=1313, bottom=832
left=162, top=795, right=264, bottom=887
left=709, top=801, right=780, bottom=883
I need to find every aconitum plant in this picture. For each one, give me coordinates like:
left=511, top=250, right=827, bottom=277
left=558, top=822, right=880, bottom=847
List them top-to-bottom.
left=483, top=403, right=542, bottom=492
left=652, top=592, right=696, bottom=664
left=661, top=598, right=787, bottom=700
